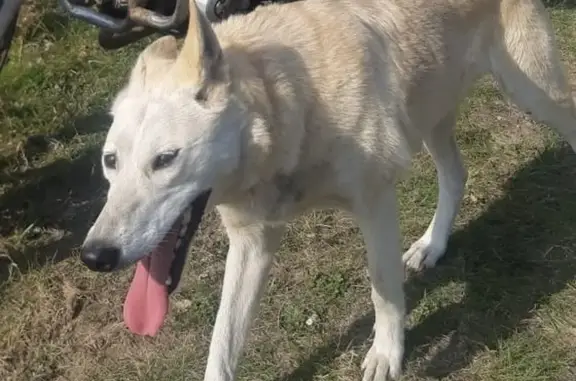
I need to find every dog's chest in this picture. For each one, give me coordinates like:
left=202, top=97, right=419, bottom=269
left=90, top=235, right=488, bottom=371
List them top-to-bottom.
left=246, top=166, right=347, bottom=223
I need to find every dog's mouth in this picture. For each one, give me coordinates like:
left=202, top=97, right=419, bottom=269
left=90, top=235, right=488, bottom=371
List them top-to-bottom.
left=122, top=190, right=211, bottom=337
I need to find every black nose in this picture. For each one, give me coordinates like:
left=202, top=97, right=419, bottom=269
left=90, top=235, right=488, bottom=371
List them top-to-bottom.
left=81, top=242, right=121, bottom=272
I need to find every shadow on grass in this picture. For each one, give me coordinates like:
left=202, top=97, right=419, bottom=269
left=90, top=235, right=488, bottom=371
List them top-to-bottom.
left=18, top=0, right=71, bottom=42
left=544, top=0, right=576, bottom=8
left=0, top=112, right=108, bottom=283
left=0, top=112, right=109, bottom=177
left=278, top=145, right=576, bottom=380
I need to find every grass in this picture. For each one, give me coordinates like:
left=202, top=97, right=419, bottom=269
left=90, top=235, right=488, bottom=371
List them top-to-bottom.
left=0, top=1, right=576, bottom=380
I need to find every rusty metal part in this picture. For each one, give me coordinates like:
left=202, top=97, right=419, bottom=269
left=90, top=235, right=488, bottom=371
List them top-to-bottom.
left=58, top=0, right=188, bottom=34
left=127, top=0, right=188, bottom=31
left=98, top=25, right=158, bottom=49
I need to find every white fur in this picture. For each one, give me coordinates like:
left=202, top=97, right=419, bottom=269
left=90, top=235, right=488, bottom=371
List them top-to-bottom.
left=83, top=0, right=576, bottom=379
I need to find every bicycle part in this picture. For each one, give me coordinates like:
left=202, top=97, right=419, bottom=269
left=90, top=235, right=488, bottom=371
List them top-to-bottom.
left=0, top=0, right=21, bottom=72
left=57, top=0, right=298, bottom=50
left=58, top=0, right=133, bottom=32
left=58, top=0, right=187, bottom=32
left=128, top=0, right=188, bottom=30
left=196, top=0, right=251, bottom=22
left=98, top=25, right=160, bottom=49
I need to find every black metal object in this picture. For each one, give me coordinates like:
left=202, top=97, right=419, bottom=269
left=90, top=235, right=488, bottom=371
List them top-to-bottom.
left=0, top=0, right=21, bottom=72
left=0, top=0, right=301, bottom=73
left=57, top=0, right=133, bottom=32
left=57, top=0, right=190, bottom=32
left=57, top=0, right=192, bottom=49
left=74, top=0, right=279, bottom=50
left=128, top=0, right=188, bottom=30
left=97, top=27, right=155, bottom=49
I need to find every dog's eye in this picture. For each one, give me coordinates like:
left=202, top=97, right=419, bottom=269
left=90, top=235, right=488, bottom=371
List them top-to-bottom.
left=152, top=149, right=180, bottom=171
left=103, top=153, right=117, bottom=170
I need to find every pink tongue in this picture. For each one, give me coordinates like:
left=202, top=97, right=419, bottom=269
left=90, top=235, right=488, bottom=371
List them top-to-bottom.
left=123, top=245, right=176, bottom=336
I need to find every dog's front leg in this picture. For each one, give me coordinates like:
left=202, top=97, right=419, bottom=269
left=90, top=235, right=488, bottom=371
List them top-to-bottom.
left=354, top=186, right=405, bottom=380
left=204, top=222, right=285, bottom=381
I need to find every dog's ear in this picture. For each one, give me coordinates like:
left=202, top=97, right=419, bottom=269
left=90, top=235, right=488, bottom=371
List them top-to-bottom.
left=173, top=0, right=229, bottom=100
left=128, top=35, right=180, bottom=89
left=110, top=36, right=179, bottom=115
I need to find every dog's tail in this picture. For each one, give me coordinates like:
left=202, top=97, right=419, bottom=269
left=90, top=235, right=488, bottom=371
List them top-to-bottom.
left=489, top=0, right=576, bottom=149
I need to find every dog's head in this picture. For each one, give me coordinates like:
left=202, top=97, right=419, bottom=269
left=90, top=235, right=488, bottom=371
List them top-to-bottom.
left=81, top=1, right=242, bottom=281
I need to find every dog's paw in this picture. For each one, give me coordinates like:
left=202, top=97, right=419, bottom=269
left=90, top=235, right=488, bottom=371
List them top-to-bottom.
left=402, top=238, right=445, bottom=271
left=362, top=344, right=402, bottom=381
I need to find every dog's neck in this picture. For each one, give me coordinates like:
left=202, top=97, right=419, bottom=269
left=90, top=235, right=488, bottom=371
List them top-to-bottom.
left=220, top=44, right=306, bottom=196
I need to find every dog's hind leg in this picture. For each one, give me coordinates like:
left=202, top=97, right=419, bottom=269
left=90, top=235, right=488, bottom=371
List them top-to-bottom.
left=490, top=0, right=576, bottom=151
left=403, top=111, right=467, bottom=270
left=354, top=185, right=405, bottom=380
left=203, top=220, right=285, bottom=381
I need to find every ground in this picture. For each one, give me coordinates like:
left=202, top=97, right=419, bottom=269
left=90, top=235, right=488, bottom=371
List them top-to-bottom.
left=1, top=1, right=576, bottom=380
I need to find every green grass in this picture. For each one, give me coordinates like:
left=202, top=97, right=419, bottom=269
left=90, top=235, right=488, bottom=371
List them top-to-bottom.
left=0, top=1, right=576, bottom=381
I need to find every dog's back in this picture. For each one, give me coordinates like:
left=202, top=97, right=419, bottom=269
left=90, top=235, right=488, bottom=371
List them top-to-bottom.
left=212, top=0, right=576, bottom=186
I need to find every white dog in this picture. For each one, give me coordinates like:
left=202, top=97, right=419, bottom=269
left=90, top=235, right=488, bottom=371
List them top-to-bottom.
left=80, top=0, right=576, bottom=379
